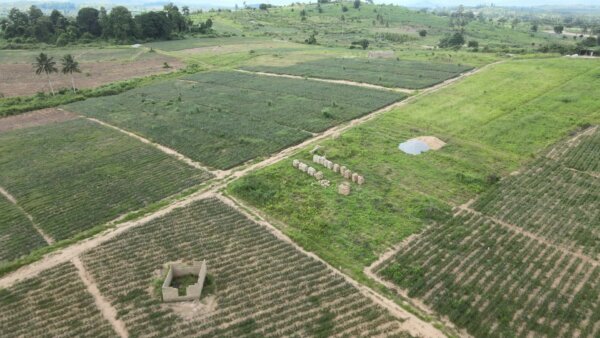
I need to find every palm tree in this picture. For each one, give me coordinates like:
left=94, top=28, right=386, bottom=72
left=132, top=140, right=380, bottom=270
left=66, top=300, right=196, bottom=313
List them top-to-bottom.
left=33, top=53, right=58, bottom=95
left=61, top=54, right=81, bottom=93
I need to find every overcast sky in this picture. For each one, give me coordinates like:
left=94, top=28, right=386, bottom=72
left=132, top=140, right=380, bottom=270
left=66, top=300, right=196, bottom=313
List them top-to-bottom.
left=201, top=0, right=599, bottom=6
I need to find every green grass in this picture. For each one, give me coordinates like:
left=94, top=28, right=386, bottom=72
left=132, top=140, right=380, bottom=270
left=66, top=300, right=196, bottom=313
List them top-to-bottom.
left=229, top=57, right=600, bottom=277
left=242, top=57, right=473, bottom=89
left=66, top=71, right=404, bottom=170
left=0, top=118, right=211, bottom=241
left=0, top=196, right=47, bottom=264
left=80, top=198, right=410, bottom=337
left=171, top=274, right=198, bottom=296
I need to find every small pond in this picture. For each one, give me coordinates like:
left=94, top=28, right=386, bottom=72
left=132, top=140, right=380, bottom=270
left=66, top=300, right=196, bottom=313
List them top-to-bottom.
left=398, top=139, right=430, bottom=155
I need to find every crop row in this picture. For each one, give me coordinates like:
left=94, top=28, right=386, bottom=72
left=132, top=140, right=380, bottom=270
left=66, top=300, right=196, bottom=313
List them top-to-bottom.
left=241, top=58, right=473, bottom=89
left=65, top=71, right=404, bottom=169
left=0, top=118, right=211, bottom=242
left=473, top=128, right=600, bottom=259
left=0, top=196, right=47, bottom=264
left=81, top=198, right=409, bottom=337
left=378, top=211, right=600, bottom=338
left=0, top=262, right=117, bottom=337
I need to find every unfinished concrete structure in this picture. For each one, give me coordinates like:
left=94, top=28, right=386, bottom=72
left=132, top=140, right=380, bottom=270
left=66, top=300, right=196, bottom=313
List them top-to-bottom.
left=162, top=260, right=207, bottom=302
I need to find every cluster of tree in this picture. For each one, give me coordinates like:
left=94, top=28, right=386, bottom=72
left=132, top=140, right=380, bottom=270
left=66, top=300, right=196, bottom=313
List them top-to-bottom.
left=0, top=3, right=213, bottom=45
left=439, top=5, right=474, bottom=49
left=33, top=53, right=80, bottom=95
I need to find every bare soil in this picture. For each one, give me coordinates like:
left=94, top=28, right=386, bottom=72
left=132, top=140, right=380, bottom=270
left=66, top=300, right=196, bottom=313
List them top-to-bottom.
left=0, top=54, right=182, bottom=97
left=0, top=108, right=78, bottom=133
left=414, top=136, right=446, bottom=150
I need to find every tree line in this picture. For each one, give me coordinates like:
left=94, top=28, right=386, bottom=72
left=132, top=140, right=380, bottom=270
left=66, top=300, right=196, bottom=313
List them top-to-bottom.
left=0, top=3, right=214, bottom=46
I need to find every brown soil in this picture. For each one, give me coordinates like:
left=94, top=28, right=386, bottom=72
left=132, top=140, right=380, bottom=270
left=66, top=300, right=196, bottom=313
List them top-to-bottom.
left=0, top=54, right=182, bottom=97
left=0, top=108, right=78, bottom=133
left=414, top=136, right=446, bottom=150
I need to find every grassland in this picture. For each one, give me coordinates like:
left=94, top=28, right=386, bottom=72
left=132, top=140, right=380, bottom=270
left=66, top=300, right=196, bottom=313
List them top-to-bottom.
left=191, top=2, right=571, bottom=52
left=229, top=57, right=600, bottom=277
left=242, top=58, right=473, bottom=89
left=66, top=71, right=404, bottom=169
left=0, top=118, right=211, bottom=242
left=378, top=128, right=600, bottom=337
left=0, top=196, right=47, bottom=264
left=81, top=198, right=411, bottom=337
left=0, top=262, right=117, bottom=337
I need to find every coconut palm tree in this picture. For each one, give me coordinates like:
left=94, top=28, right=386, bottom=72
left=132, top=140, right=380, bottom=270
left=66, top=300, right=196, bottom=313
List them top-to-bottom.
left=33, top=53, right=58, bottom=95
left=61, top=54, right=81, bottom=93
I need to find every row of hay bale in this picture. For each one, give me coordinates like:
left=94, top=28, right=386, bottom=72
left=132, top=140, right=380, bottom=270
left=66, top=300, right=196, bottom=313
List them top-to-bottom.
left=312, top=155, right=365, bottom=185
left=293, top=160, right=326, bottom=181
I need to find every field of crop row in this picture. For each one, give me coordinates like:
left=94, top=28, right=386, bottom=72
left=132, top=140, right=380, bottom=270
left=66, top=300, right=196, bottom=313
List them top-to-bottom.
left=241, top=58, right=473, bottom=89
left=66, top=71, right=403, bottom=169
left=0, top=118, right=211, bottom=247
left=474, top=127, right=600, bottom=259
left=378, top=129, right=600, bottom=337
left=0, top=196, right=47, bottom=264
left=80, top=198, right=410, bottom=337
left=378, top=211, right=599, bottom=338
left=0, top=262, right=117, bottom=337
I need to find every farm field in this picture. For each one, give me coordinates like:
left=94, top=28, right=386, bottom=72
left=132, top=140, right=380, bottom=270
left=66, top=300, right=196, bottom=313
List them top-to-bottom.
left=0, top=50, right=182, bottom=97
left=229, top=58, right=600, bottom=277
left=241, top=58, right=473, bottom=89
left=66, top=71, right=404, bottom=169
left=0, top=117, right=211, bottom=243
left=473, top=127, right=600, bottom=260
left=377, top=128, right=600, bottom=337
left=0, top=196, right=47, bottom=264
left=81, top=197, right=412, bottom=337
left=0, top=262, right=117, bottom=337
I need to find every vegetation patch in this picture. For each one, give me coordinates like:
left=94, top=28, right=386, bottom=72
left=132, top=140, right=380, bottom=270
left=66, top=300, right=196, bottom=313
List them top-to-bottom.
left=242, top=58, right=473, bottom=89
left=66, top=71, right=404, bottom=169
left=0, top=118, right=211, bottom=242
left=0, top=263, right=117, bottom=337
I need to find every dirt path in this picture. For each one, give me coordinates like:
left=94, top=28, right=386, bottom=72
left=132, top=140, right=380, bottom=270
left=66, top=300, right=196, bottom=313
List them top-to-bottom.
left=235, top=69, right=415, bottom=93
left=80, top=114, right=225, bottom=179
left=0, top=186, right=54, bottom=245
left=0, top=189, right=216, bottom=289
left=218, top=194, right=446, bottom=338
left=72, top=257, right=129, bottom=338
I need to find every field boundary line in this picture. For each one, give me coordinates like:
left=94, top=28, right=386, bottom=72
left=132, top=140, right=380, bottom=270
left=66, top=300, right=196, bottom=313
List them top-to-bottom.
left=235, top=69, right=415, bottom=93
left=62, top=110, right=225, bottom=178
left=0, top=186, right=54, bottom=245
left=0, top=189, right=216, bottom=289
left=217, top=192, right=447, bottom=338
left=456, top=206, right=598, bottom=267
left=72, top=257, right=129, bottom=338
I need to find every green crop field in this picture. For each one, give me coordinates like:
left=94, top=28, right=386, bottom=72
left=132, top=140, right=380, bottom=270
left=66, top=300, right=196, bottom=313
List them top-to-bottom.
left=229, top=58, right=600, bottom=277
left=242, top=58, right=473, bottom=89
left=66, top=71, right=404, bottom=170
left=0, top=118, right=211, bottom=242
left=473, top=127, right=600, bottom=259
left=378, top=129, right=600, bottom=337
left=0, top=196, right=47, bottom=264
left=81, top=198, right=411, bottom=337
left=0, top=263, right=117, bottom=337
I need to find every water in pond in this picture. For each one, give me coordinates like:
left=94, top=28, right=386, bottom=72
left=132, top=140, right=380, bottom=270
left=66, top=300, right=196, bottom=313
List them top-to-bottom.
left=398, top=139, right=430, bottom=155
